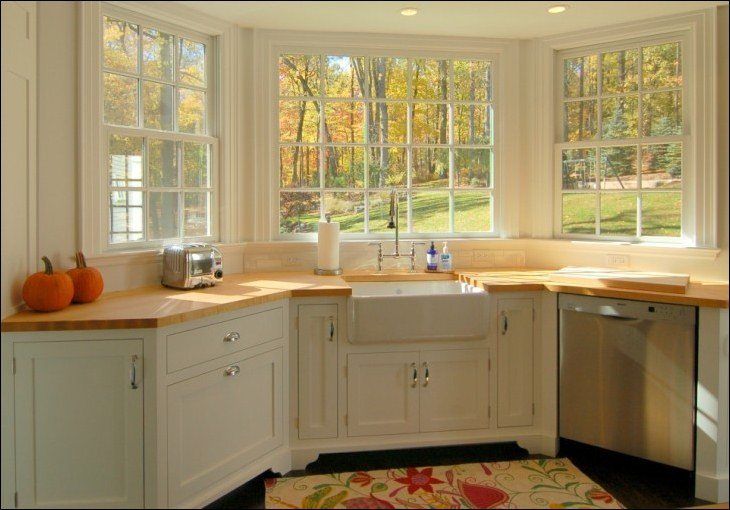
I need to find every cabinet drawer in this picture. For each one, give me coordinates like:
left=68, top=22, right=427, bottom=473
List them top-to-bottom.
left=167, top=306, right=283, bottom=373
left=167, top=347, right=284, bottom=506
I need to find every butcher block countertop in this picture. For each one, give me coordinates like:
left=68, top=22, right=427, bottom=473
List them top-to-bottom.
left=2, top=269, right=727, bottom=332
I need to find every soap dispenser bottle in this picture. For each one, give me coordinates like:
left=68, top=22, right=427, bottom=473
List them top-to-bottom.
left=426, top=241, right=438, bottom=271
left=440, top=241, right=453, bottom=272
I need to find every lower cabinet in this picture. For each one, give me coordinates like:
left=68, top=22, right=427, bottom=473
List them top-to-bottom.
left=13, top=339, right=144, bottom=509
left=166, top=346, right=284, bottom=507
left=347, top=349, right=489, bottom=437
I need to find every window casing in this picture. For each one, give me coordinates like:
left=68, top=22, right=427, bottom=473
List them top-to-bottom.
left=101, top=6, right=218, bottom=250
left=555, top=33, right=690, bottom=242
left=277, top=53, right=497, bottom=238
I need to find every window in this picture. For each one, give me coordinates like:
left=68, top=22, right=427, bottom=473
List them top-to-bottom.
left=102, top=12, right=216, bottom=246
left=557, top=38, right=685, bottom=240
left=278, top=55, right=495, bottom=236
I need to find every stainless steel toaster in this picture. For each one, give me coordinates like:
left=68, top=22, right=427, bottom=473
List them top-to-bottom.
left=161, top=243, right=223, bottom=289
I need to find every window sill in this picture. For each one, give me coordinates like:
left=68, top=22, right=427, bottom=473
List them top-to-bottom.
left=531, top=238, right=721, bottom=260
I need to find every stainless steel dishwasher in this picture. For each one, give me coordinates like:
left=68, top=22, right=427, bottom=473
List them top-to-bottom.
left=559, top=294, right=696, bottom=470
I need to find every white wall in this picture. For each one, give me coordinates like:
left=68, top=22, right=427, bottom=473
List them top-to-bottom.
left=3, top=3, right=727, bottom=305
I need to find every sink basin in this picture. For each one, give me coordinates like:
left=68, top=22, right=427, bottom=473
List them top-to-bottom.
left=347, top=281, right=489, bottom=344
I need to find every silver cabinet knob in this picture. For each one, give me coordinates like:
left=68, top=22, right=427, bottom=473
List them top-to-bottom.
left=223, top=332, right=240, bottom=343
left=224, top=365, right=240, bottom=377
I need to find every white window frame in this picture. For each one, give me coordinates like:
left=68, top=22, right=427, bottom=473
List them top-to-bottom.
left=79, top=1, right=238, bottom=255
left=532, top=9, right=717, bottom=248
left=254, top=31, right=520, bottom=241
left=554, top=32, right=691, bottom=243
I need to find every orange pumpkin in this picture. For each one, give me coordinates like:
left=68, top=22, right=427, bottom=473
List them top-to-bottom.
left=67, top=252, right=104, bottom=303
left=22, top=256, right=74, bottom=312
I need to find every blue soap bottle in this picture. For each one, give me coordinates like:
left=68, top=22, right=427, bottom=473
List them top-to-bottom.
left=426, top=241, right=438, bottom=271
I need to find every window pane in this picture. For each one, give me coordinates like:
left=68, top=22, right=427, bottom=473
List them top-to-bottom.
left=103, top=16, right=138, bottom=73
left=142, top=28, right=174, bottom=81
left=178, top=38, right=206, bottom=87
left=642, top=42, right=682, bottom=89
left=602, top=49, right=638, bottom=94
left=279, top=54, right=320, bottom=96
left=564, top=55, right=597, bottom=98
left=326, top=56, right=364, bottom=98
left=368, top=57, right=407, bottom=98
left=412, top=59, right=449, bottom=100
left=454, top=60, right=491, bottom=101
left=104, top=73, right=138, bottom=127
left=143, top=81, right=174, bottom=131
left=178, top=88, right=206, bottom=134
left=642, top=91, right=682, bottom=136
left=601, top=95, right=638, bottom=139
left=280, top=100, right=319, bottom=142
left=564, top=100, right=597, bottom=141
left=324, top=101, right=365, bottom=143
left=367, top=102, right=407, bottom=143
left=412, top=103, right=448, bottom=144
left=454, top=104, right=493, bottom=145
left=109, top=135, right=143, bottom=187
left=148, top=139, right=178, bottom=187
left=183, top=142, right=209, bottom=187
left=641, top=143, right=682, bottom=189
left=280, top=146, right=319, bottom=188
left=324, top=146, right=364, bottom=188
left=600, top=146, right=638, bottom=189
left=368, top=147, right=406, bottom=187
left=412, top=148, right=449, bottom=188
left=562, top=148, right=596, bottom=190
left=454, top=149, right=492, bottom=187
left=109, top=191, right=143, bottom=243
left=148, top=191, right=179, bottom=239
left=368, top=191, right=407, bottom=233
left=412, top=191, right=450, bottom=233
left=183, top=192, right=209, bottom=237
left=280, top=192, right=320, bottom=233
left=324, top=192, right=364, bottom=232
left=454, top=192, right=491, bottom=232
left=600, top=192, right=637, bottom=236
left=642, top=192, right=681, bottom=237
left=562, top=193, right=596, bottom=234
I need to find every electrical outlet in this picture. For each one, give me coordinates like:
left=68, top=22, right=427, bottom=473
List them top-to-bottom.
left=473, top=250, right=495, bottom=267
left=605, top=253, right=630, bottom=268
left=283, top=256, right=301, bottom=267
left=256, top=259, right=282, bottom=270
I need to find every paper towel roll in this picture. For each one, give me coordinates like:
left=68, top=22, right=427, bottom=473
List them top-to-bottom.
left=317, top=220, right=340, bottom=270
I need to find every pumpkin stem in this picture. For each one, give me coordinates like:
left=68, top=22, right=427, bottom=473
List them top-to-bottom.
left=76, top=252, right=87, bottom=268
left=41, top=256, right=53, bottom=275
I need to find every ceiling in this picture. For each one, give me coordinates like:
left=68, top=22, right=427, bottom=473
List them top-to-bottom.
left=175, top=1, right=724, bottom=39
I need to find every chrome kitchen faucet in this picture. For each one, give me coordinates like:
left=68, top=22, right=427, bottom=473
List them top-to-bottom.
left=370, top=189, right=424, bottom=271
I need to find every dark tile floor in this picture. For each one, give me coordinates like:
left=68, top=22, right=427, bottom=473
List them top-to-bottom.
left=206, top=440, right=708, bottom=509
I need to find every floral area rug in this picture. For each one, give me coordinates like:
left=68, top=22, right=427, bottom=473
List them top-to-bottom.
left=265, top=458, right=623, bottom=509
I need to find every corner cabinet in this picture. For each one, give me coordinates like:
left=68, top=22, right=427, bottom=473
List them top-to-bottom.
left=13, top=339, right=144, bottom=509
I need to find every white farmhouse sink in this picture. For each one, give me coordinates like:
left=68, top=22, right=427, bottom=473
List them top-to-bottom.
left=347, top=281, right=489, bottom=344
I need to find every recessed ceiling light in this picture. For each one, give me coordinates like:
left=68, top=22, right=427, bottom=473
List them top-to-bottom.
left=548, top=5, right=568, bottom=14
left=400, top=7, right=418, bottom=16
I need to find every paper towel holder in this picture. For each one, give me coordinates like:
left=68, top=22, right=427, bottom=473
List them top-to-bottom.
left=314, top=214, right=343, bottom=276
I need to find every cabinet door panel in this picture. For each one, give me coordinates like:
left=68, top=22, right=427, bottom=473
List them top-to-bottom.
left=497, top=298, right=534, bottom=428
left=298, top=304, right=338, bottom=439
left=14, top=340, right=143, bottom=509
left=167, top=347, right=283, bottom=506
left=420, top=349, right=490, bottom=432
left=347, top=352, right=419, bottom=437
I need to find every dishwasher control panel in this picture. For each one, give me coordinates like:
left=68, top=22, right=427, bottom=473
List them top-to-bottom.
left=558, top=294, right=696, bottom=325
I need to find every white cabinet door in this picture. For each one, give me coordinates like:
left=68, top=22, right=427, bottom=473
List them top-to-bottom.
left=497, top=298, right=535, bottom=428
left=297, top=304, right=338, bottom=439
left=14, top=340, right=143, bottom=509
left=167, top=347, right=283, bottom=507
left=420, top=349, right=490, bottom=432
left=347, top=352, right=419, bottom=437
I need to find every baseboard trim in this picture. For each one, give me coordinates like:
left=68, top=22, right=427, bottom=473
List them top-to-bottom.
left=695, top=471, right=729, bottom=503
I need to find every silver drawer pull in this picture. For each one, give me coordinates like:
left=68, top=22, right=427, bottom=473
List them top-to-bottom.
left=328, top=317, right=335, bottom=342
left=223, top=332, right=240, bottom=343
left=130, top=355, right=139, bottom=389
left=410, top=362, right=418, bottom=388
left=422, top=362, right=430, bottom=387
left=224, top=365, right=240, bottom=377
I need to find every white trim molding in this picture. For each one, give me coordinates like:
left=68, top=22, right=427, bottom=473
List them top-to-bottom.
left=532, top=9, right=718, bottom=248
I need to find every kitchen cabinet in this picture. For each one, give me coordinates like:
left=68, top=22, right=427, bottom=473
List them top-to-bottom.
left=497, top=298, right=535, bottom=428
left=297, top=304, right=338, bottom=439
left=13, top=339, right=143, bottom=509
left=166, top=346, right=284, bottom=507
left=347, top=349, right=489, bottom=437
